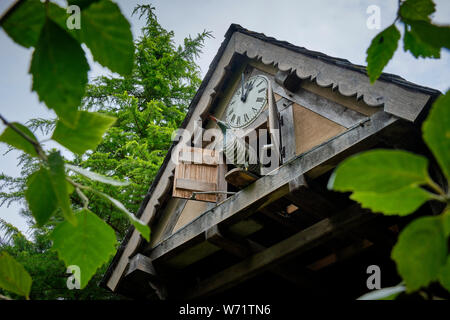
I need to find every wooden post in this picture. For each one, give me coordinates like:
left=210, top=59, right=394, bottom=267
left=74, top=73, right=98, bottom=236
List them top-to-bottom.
left=279, top=99, right=296, bottom=164
left=125, top=253, right=168, bottom=300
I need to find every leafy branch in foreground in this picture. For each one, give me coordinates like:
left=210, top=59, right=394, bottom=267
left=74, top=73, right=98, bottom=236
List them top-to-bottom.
left=0, top=0, right=150, bottom=296
left=329, top=0, right=450, bottom=300
left=366, top=0, right=450, bottom=83
left=0, top=1, right=209, bottom=298
left=330, top=57, right=449, bottom=300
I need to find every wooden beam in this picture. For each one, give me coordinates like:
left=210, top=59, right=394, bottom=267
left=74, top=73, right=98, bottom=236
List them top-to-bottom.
left=266, top=70, right=369, bottom=129
left=274, top=70, right=302, bottom=92
left=279, top=102, right=296, bottom=163
left=145, top=111, right=397, bottom=263
left=175, top=178, right=216, bottom=192
left=286, top=187, right=335, bottom=220
left=181, top=205, right=373, bottom=299
left=205, top=225, right=252, bottom=258
left=206, top=225, right=324, bottom=291
left=306, top=239, right=373, bottom=271
left=125, top=254, right=167, bottom=300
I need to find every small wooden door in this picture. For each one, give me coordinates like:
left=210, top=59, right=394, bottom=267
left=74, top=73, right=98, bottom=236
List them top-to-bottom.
left=173, top=147, right=221, bottom=202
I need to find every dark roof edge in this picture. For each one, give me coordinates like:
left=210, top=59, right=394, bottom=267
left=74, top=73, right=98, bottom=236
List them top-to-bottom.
left=100, top=23, right=441, bottom=291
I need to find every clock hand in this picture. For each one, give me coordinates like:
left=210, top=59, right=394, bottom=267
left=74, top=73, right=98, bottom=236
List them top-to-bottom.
left=240, top=73, right=245, bottom=102
left=244, top=79, right=254, bottom=101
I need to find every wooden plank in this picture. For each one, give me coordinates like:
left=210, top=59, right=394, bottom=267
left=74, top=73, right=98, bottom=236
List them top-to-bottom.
left=279, top=102, right=296, bottom=163
left=146, top=111, right=398, bottom=262
left=173, top=147, right=219, bottom=202
left=178, top=147, right=219, bottom=165
left=216, top=162, right=227, bottom=202
left=225, top=168, right=259, bottom=188
left=175, top=178, right=216, bottom=192
left=181, top=204, right=374, bottom=299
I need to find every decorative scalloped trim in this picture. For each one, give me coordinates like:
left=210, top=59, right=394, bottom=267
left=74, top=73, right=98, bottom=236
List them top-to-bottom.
left=234, top=32, right=430, bottom=122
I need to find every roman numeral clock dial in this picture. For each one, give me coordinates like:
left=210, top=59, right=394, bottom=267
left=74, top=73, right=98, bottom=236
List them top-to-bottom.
left=226, top=75, right=268, bottom=129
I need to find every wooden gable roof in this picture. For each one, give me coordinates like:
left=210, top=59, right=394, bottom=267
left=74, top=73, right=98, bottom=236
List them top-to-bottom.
left=100, top=24, right=441, bottom=295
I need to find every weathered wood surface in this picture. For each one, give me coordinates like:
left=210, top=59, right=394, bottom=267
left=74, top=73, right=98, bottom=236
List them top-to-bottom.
left=107, top=25, right=432, bottom=292
left=274, top=70, right=302, bottom=92
left=279, top=102, right=296, bottom=163
left=146, top=111, right=397, bottom=263
left=173, top=147, right=219, bottom=202
left=175, top=178, right=216, bottom=193
left=181, top=204, right=374, bottom=299
left=125, top=253, right=167, bottom=300
left=126, top=253, right=157, bottom=277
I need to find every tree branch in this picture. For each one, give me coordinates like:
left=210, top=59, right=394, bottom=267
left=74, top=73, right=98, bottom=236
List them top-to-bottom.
left=0, top=114, right=47, bottom=161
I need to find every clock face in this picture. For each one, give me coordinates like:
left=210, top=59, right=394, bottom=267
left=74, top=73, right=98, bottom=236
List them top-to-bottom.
left=226, top=75, right=268, bottom=128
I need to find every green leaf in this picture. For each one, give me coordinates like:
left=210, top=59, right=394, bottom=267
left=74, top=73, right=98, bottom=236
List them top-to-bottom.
left=0, top=0, right=45, bottom=48
left=68, top=0, right=100, bottom=10
left=76, top=0, right=134, bottom=75
left=399, top=0, right=435, bottom=22
left=47, top=2, right=72, bottom=33
left=29, top=18, right=89, bottom=127
left=408, top=21, right=450, bottom=50
left=366, top=25, right=400, bottom=83
left=404, top=25, right=440, bottom=59
left=422, top=90, right=450, bottom=180
left=52, top=111, right=116, bottom=154
left=0, top=123, right=38, bottom=157
left=329, top=150, right=429, bottom=193
left=48, top=151, right=76, bottom=225
left=66, top=164, right=130, bottom=186
left=25, top=168, right=58, bottom=226
left=350, top=186, right=432, bottom=216
left=93, top=190, right=150, bottom=241
left=50, top=209, right=117, bottom=289
left=442, top=211, right=450, bottom=237
left=392, top=216, right=447, bottom=292
left=0, top=251, right=32, bottom=299
left=438, top=256, right=450, bottom=291
left=357, top=283, right=405, bottom=300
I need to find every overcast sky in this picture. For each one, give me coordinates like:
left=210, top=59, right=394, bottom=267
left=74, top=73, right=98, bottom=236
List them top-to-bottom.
left=1, top=0, right=449, bottom=237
